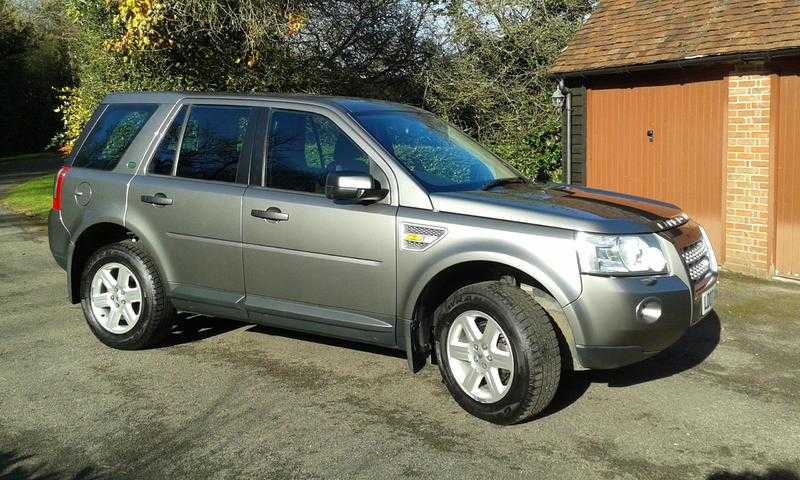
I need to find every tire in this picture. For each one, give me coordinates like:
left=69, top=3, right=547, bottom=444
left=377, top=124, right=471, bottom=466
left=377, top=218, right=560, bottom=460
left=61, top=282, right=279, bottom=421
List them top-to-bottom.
left=79, top=239, right=174, bottom=349
left=433, top=281, right=561, bottom=425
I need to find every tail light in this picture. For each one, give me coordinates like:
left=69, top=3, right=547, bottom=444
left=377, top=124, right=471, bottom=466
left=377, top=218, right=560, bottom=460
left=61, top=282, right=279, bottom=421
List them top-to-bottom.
left=52, top=165, right=71, bottom=211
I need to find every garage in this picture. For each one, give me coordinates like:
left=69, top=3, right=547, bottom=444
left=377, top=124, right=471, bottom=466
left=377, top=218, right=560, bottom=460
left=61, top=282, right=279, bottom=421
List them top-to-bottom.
left=551, top=0, right=800, bottom=279
left=775, top=71, right=800, bottom=279
left=585, top=74, right=727, bottom=257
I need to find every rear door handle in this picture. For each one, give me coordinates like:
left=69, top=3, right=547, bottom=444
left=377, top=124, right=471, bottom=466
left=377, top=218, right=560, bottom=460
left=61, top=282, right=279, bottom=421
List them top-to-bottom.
left=141, top=193, right=173, bottom=206
left=251, top=207, right=289, bottom=222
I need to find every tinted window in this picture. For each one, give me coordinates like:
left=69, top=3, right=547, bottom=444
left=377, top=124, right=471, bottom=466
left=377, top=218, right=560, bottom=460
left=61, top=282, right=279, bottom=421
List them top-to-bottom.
left=73, top=104, right=157, bottom=170
left=175, top=105, right=254, bottom=183
left=148, top=106, right=188, bottom=175
left=267, top=110, right=370, bottom=193
left=354, top=110, right=519, bottom=192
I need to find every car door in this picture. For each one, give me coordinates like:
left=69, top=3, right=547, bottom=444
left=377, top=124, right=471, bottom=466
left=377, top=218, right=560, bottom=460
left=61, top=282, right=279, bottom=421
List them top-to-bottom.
left=127, top=101, right=261, bottom=319
left=242, top=106, right=398, bottom=346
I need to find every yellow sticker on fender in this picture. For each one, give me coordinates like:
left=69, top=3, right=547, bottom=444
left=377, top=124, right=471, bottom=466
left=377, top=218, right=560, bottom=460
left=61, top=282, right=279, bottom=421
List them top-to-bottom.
left=404, top=233, right=424, bottom=243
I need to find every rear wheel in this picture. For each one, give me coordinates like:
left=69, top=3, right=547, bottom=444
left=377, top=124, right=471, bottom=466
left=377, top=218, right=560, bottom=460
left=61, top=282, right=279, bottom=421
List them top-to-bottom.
left=80, top=240, right=173, bottom=349
left=89, top=262, right=143, bottom=334
left=434, top=281, right=561, bottom=424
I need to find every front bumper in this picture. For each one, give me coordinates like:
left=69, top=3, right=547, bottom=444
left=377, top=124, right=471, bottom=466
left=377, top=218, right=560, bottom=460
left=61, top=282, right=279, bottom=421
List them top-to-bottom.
left=564, top=221, right=718, bottom=370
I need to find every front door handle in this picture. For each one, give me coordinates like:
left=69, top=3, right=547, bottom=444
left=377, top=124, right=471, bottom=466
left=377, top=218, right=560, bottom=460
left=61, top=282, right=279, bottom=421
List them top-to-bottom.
left=141, top=193, right=173, bottom=206
left=251, top=207, right=289, bottom=222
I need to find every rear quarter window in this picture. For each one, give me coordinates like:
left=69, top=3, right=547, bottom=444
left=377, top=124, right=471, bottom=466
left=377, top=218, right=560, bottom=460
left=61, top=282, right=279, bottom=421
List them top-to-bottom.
left=72, top=103, right=158, bottom=170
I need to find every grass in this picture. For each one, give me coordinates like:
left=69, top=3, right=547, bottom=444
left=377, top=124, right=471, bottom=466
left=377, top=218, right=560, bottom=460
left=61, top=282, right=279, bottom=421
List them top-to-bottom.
left=0, top=173, right=55, bottom=221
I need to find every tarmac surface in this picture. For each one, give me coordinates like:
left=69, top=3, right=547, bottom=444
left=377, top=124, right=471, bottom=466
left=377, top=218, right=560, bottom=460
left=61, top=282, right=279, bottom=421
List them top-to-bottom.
left=1, top=156, right=799, bottom=479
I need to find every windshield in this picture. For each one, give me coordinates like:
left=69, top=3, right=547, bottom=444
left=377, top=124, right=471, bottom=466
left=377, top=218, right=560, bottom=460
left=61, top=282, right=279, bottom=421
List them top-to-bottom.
left=353, top=110, right=521, bottom=192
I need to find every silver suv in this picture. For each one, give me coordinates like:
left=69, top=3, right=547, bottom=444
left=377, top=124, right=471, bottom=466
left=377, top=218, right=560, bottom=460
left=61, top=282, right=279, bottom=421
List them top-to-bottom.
left=48, top=93, right=718, bottom=424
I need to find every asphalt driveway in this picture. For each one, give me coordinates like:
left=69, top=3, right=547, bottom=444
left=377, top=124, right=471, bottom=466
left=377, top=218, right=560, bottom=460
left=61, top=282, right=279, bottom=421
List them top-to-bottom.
left=1, top=161, right=799, bottom=479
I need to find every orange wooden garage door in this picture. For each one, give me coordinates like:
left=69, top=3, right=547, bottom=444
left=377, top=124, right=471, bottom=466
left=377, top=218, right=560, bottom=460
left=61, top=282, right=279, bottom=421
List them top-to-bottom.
left=775, top=73, right=800, bottom=279
left=586, top=77, right=727, bottom=258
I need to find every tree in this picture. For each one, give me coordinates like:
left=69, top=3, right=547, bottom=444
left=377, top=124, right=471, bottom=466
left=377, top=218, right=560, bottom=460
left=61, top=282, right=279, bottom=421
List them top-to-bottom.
left=0, top=0, right=71, bottom=155
left=58, top=0, right=438, bottom=147
left=58, top=0, right=594, bottom=182
left=422, top=0, right=593, bottom=181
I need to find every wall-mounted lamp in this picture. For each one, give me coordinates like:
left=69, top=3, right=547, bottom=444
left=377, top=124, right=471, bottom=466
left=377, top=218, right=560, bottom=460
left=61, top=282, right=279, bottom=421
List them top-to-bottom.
left=554, top=78, right=572, bottom=184
left=551, top=87, right=566, bottom=109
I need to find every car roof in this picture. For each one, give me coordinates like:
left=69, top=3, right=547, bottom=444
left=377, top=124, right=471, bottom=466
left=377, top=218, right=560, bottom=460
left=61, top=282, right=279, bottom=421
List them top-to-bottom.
left=101, top=91, right=426, bottom=115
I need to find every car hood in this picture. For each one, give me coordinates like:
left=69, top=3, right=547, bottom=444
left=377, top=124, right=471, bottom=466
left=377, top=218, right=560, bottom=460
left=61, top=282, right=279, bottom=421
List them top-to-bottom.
left=429, top=183, right=686, bottom=234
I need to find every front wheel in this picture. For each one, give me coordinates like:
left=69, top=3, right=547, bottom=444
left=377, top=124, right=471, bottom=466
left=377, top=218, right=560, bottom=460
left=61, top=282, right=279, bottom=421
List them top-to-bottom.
left=434, top=281, right=561, bottom=424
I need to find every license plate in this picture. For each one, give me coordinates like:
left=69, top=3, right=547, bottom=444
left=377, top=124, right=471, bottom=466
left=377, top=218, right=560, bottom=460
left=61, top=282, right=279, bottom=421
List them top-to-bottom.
left=701, top=284, right=717, bottom=316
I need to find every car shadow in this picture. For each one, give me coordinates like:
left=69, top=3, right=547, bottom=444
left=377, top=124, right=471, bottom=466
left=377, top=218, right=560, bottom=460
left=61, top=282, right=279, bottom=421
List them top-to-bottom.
left=155, top=311, right=720, bottom=419
left=538, top=311, right=722, bottom=419
left=154, top=313, right=404, bottom=359
left=156, top=313, right=246, bottom=348
left=246, top=323, right=407, bottom=359
left=0, top=449, right=104, bottom=480
left=707, top=469, right=800, bottom=480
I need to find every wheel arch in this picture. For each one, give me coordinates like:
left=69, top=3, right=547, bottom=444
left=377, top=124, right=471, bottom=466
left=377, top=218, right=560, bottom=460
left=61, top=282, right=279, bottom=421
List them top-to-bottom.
left=67, top=220, right=169, bottom=304
left=68, top=221, right=132, bottom=303
left=402, top=253, right=583, bottom=372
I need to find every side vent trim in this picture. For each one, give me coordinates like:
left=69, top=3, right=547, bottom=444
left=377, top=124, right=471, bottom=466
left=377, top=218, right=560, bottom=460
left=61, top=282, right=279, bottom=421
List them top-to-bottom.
left=400, top=223, right=447, bottom=251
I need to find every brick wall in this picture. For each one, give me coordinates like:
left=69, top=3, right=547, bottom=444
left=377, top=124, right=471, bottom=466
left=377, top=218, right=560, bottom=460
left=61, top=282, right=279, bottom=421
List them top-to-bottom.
left=724, top=63, right=772, bottom=277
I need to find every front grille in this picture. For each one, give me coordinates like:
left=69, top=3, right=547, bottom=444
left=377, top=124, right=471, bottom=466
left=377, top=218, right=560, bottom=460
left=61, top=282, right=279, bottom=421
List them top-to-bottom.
left=660, top=221, right=714, bottom=289
left=682, top=240, right=711, bottom=282
left=682, top=240, right=707, bottom=265
left=687, top=256, right=710, bottom=281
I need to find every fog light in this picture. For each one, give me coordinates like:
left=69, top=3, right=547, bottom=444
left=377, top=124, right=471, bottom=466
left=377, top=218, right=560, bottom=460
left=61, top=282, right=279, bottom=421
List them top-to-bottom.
left=637, top=298, right=662, bottom=324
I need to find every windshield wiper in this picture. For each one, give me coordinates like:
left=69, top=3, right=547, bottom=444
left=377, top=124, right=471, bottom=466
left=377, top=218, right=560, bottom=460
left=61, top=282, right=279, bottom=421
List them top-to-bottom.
left=481, top=177, right=528, bottom=191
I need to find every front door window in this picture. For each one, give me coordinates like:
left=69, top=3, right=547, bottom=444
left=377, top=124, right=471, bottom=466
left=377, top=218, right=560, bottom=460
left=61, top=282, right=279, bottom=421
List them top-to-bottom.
left=266, top=110, right=371, bottom=193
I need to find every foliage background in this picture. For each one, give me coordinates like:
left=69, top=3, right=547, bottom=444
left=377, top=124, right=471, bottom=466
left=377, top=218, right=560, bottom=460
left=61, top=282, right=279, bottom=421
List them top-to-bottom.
left=0, top=0, right=71, bottom=155
left=3, top=0, right=593, bottom=180
left=424, top=0, right=593, bottom=180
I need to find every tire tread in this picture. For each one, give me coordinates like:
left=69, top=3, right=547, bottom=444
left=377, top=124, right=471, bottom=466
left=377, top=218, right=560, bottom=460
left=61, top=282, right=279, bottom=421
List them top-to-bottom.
left=81, top=239, right=172, bottom=349
left=434, top=281, right=560, bottom=424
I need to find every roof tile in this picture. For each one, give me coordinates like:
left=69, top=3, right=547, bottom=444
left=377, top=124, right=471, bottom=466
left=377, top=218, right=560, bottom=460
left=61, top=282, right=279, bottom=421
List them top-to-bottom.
left=552, top=0, right=800, bottom=74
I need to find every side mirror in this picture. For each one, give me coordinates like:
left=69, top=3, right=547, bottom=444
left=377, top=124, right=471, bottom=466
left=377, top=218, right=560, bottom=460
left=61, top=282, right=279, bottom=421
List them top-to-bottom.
left=325, top=171, right=388, bottom=204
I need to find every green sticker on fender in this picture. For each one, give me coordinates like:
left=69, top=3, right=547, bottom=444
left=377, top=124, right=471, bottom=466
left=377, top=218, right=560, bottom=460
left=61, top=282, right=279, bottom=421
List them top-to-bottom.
left=127, top=161, right=136, bottom=169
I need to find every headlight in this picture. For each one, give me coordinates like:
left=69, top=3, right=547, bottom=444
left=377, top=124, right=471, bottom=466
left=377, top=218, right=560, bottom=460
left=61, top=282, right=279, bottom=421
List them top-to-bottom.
left=699, top=226, right=718, bottom=271
left=576, top=232, right=668, bottom=275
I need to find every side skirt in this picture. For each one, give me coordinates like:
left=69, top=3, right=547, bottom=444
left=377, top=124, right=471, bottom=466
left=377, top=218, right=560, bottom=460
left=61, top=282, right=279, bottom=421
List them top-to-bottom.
left=245, top=294, right=397, bottom=348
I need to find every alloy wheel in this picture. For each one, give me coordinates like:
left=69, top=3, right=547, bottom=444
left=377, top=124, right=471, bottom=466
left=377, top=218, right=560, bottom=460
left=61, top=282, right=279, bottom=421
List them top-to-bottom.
left=90, top=262, right=143, bottom=334
left=446, top=310, right=515, bottom=403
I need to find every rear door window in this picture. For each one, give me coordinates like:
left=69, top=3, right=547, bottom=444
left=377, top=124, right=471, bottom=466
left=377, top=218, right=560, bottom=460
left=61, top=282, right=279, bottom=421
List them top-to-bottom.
left=73, top=104, right=158, bottom=170
left=174, top=105, right=255, bottom=183
left=149, top=106, right=188, bottom=176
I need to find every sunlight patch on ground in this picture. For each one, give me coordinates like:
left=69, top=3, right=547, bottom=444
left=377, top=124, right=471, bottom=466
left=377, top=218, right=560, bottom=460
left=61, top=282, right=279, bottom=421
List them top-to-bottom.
left=0, top=173, right=55, bottom=220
